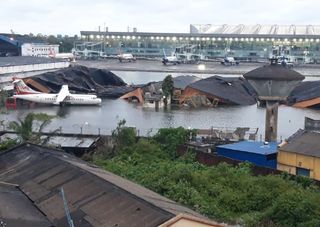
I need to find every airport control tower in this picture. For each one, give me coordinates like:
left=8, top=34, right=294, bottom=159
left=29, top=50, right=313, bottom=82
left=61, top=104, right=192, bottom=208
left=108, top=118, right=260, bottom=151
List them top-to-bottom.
left=244, top=58, right=305, bottom=142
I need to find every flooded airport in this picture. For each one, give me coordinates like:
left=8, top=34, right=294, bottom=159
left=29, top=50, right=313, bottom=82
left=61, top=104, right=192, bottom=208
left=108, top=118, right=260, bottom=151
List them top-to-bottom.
left=1, top=70, right=320, bottom=140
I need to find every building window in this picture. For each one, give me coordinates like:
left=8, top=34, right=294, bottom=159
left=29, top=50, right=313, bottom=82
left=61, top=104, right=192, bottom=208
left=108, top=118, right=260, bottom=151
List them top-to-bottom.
left=296, top=167, right=310, bottom=177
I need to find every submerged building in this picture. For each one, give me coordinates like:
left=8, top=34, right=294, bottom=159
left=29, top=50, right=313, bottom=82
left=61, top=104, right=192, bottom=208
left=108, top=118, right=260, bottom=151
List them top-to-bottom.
left=79, top=24, right=320, bottom=62
left=179, top=76, right=257, bottom=107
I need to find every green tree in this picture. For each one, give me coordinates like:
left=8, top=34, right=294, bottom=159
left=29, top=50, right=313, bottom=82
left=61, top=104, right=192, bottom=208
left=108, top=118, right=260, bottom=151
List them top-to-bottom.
left=162, top=75, right=174, bottom=100
left=9, top=113, right=54, bottom=143
left=111, top=119, right=136, bottom=151
left=154, top=127, right=189, bottom=159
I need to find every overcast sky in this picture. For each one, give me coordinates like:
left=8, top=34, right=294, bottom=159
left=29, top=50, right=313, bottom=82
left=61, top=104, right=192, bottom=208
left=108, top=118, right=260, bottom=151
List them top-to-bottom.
left=1, top=0, right=319, bottom=36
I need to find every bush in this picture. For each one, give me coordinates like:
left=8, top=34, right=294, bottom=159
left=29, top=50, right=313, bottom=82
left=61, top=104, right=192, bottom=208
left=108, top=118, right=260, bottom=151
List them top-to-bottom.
left=93, top=125, right=320, bottom=226
left=154, top=127, right=189, bottom=158
left=0, top=139, right=18, bottom=151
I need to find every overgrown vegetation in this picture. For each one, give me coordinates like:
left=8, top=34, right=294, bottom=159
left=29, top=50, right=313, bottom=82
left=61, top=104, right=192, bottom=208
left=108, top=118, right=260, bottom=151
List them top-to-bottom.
left=9, top=113, right=55, bottom=143
left=93, top=121, right=320, bottom=226
left=0, top=139, right=18, bottom=152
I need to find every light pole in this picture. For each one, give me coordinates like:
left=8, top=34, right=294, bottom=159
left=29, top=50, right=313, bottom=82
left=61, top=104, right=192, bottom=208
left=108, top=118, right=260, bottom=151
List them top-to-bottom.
left=73, top=122, right=90, bottom=134
left=188, top=126, right=192, bottom=142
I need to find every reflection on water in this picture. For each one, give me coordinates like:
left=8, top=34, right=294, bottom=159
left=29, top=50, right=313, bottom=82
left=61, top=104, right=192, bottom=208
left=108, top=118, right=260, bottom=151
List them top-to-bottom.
left=1, top=71, right=320, bottom=140
left=2, top=98, right=320, bottom=140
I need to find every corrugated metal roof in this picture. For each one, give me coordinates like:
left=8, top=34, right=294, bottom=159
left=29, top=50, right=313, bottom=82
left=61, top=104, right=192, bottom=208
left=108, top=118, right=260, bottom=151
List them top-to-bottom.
left=173, top=75, right=201, bottom=90
left=187, top=76, right=257, bottom=105
left=289, top=80, right=320, bottom=103
left=280, top=130, right=320, bottom=158
left=0, top=132, right=98, bottom=148
left=41, top=135, right=97, bottom=148
left=217, top=141, right=278, bottom=155
left=0, top=143, right=209, bottom=227
left=0, top=183, right=53, bottom=227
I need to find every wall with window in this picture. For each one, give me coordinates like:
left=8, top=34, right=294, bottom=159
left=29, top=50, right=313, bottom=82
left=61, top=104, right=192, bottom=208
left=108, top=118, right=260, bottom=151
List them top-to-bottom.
left=21, top=43, right=59, bottom=57
left=277, top=150, right=320, bottom=180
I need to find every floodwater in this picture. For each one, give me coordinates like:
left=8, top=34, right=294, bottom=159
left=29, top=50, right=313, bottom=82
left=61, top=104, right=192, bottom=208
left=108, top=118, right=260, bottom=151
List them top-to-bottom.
left=1, top=71, right=320, bottom=140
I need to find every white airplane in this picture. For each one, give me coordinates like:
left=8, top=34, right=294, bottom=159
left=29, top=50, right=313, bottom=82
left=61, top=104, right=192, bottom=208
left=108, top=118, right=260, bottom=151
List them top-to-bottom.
left=49, top=49, right=75, bottom=61
left=162, top=49, right=181, bottom=65
left=117, top=53, right=136, bottom=62
left=220, top=57, right=239, bottom=66
left=12, top=79, right=102, bottom=105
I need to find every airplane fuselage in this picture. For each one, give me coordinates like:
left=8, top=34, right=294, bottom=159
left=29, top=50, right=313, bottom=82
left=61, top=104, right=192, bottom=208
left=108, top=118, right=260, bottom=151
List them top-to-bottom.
left=118, top=54, right=136, bottom=62
left=162, top=56, right=181, bottom=65
left=14, top=94, right=102, bottom=105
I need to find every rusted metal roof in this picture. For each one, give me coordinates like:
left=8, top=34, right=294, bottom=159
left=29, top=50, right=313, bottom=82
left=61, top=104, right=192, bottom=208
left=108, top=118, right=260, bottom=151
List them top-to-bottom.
left=0, top=143, right=210, bottom=227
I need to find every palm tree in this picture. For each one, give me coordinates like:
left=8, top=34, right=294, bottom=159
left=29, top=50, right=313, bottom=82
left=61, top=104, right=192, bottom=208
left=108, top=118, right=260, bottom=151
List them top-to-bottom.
left=9, top=113, right=55, bottom=143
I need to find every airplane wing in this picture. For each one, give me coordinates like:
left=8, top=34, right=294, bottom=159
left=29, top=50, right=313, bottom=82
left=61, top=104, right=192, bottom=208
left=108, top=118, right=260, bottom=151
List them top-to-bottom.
left=54, top=85, right=70, bottom=105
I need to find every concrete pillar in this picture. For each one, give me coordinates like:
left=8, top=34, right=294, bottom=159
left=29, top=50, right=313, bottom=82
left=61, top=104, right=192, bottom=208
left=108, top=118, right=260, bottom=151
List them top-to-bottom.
left=265, top=101, right=278, bottom=142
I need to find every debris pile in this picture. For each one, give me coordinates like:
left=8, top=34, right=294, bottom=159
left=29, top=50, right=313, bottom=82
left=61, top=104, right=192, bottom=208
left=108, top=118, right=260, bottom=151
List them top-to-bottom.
left=24, top=65, right=133, bottom=98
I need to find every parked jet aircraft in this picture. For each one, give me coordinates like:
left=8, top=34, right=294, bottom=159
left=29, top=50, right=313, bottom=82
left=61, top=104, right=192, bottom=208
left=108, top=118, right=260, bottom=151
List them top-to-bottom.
left=49, top=49, right=75, bottom=61
left=162, top=49, right=181, bottom=65
left=117, top=53, right=136, bottom=62
left=220, top=57, right=239, bottom=66
left=13, top=79, right=101, bottom=105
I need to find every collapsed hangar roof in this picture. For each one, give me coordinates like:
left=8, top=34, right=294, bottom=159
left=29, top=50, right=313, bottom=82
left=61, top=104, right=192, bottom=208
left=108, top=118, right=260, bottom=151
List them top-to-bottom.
left=186, top=76, right=257, bottom=105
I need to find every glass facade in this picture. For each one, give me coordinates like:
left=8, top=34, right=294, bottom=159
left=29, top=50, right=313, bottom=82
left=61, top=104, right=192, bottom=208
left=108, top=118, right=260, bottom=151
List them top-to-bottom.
left=78, top=31, right=320, bottom=63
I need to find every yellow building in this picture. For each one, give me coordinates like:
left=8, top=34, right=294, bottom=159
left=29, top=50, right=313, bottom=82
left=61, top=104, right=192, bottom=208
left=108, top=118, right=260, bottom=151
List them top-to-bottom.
left=277, top=130, right=320, bottom=180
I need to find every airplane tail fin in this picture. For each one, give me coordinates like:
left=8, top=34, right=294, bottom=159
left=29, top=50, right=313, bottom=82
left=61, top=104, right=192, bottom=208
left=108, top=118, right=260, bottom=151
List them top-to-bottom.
left=48, top=48, right=55, bottom=58
left=162, top=49, right=167, bottom=58
left=12, top=78, right=41, bottom=95
left=54, top=85, right=70, bottom=105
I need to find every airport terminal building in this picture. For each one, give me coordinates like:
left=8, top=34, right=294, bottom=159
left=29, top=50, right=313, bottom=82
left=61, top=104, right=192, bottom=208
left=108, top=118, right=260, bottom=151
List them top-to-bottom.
left=79, top=24, right=320, bottom=63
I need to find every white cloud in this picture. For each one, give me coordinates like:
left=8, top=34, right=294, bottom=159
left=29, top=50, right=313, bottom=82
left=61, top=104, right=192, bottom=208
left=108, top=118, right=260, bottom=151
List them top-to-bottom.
left=0, top=0, right=319, bottom=35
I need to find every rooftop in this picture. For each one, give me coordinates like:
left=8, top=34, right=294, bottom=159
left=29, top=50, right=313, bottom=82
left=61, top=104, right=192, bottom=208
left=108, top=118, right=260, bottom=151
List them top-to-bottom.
left=190, top=24, right=320, bottom=36
left=243, top=64, right=305, bottom=81
left=173, top=75, right=201, bottom=90
left=187, top=76, right=257, bottom=105
left=280, top=130, right=320, bottom=158
left=217, top=141, right=278, bottom=155
left=0, top=143, right=212, bottom=227
left=0, top=183, right=52, bottom=227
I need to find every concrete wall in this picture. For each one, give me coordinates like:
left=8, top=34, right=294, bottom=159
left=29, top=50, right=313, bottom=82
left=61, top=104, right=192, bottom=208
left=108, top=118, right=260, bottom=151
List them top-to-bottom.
left=0, top=62, right=69, bottom=75
left=0, top=62, right=70, bottom=90
left=277, top=150, right=320, bottom=180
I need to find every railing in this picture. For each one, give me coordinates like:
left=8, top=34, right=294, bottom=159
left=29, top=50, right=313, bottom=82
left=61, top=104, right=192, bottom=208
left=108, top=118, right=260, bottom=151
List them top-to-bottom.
left=0, top=123, right=259, bottom=140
